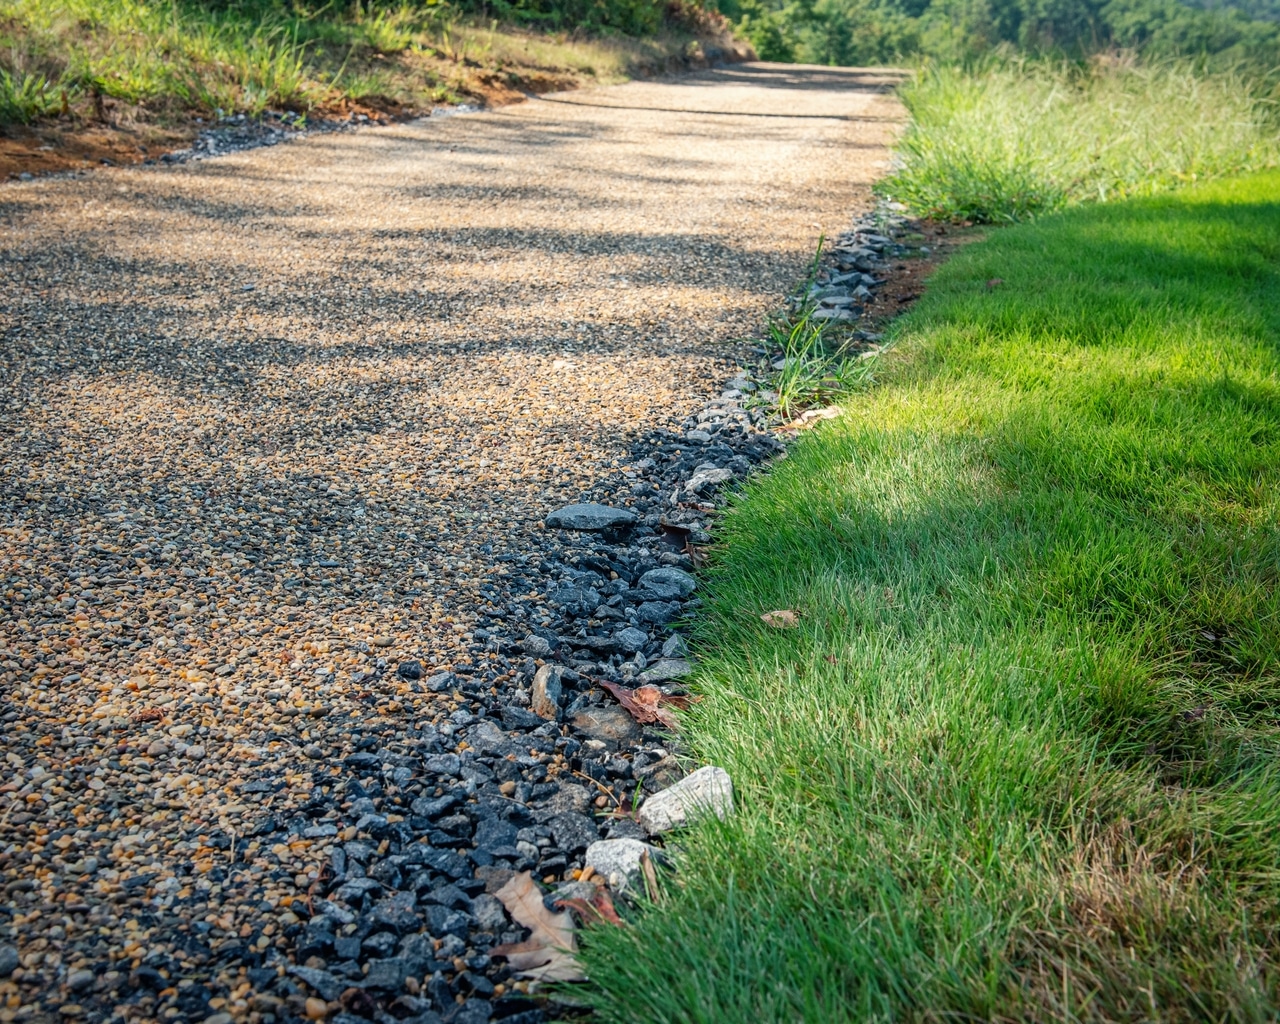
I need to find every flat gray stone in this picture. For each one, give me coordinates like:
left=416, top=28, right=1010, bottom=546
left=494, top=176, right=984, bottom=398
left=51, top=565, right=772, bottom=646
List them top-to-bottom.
left=684, top=467, right=734, bottom=493
left=545, top=503, right=637, bottom=531
left=638, top=567, right=697, bottom=600
left=613, top=626, right=649, bottom=653
left=519, top=634, right=554, bottom=657
left=638, top=658, right=693, bottom=684
left=571, top=705, right=642, bottom=749
left=467, top=719, right=511, bottom=756
left=638, top=766, right=734, bottom=834
left=533, top=783, right=593, bottom=818
left=550, top=811, right=600, bottom=854
left=585, top=838, right=659, bottom=893
left=470, top=893, right=508, bottom=933
left=0, top=945, right=17, bottom=978
left=287, top=965, right=344, bottom=1001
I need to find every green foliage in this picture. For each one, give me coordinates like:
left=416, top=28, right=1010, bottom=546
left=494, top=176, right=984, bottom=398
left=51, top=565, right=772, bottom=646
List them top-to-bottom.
left=0, top=0, right=709, bottom=125
left=713, top=0, right=1280, bottom=69
left=881, top=60, right=1280, bottom=222
left=0, top=67, right=62, bottom=123
left=579, top=171, right=1280, bottom=1022
left=765, top=308, right=876, bottom=420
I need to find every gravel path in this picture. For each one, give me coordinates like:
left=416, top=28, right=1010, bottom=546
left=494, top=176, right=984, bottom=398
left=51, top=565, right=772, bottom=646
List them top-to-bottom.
left=0, top=63, right=904, bottom=1024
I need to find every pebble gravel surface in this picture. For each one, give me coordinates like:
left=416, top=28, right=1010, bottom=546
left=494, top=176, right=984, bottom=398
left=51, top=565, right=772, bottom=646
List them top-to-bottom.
left=0, top=63, right=903, bottom=1024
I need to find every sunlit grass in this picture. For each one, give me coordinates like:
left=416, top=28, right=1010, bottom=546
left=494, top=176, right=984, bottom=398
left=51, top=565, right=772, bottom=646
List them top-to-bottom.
left=0, top=0, right=708, bottom=124
left=881, top=60, right=1280, bottom=222
left=579, top=172, right=1280, bottom=1022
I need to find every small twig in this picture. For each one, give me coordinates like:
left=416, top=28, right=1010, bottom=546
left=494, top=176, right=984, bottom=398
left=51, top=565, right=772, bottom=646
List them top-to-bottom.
left=570, top=770, right=621, bottom=808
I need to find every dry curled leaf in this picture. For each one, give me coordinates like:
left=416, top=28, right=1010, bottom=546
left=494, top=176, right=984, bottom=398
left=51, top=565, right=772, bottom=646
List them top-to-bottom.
left=761, top=610, right=800, bottom=628
left=601, top=682, right=681, bottom=730
left=130, top=708, right=163, bottom=723
left=490, top=871, right=584, bottom=982
left=555, top=887, right=625, bottom=928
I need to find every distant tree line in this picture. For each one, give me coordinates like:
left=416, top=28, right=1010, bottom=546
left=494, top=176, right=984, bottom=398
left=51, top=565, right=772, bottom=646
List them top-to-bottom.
left=191, top=0, right=1278, bottom=67
left=707, top=0, right=1280, bottom=67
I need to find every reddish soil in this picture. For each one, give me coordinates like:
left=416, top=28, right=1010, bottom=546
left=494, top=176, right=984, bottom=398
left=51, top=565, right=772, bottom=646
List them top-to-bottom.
left=861, top=219, right=985, bottom=328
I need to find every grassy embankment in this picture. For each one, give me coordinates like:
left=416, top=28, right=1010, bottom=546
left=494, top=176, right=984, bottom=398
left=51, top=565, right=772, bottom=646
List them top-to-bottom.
left=0, top=0, right=737, bottom=127
left=883, top=61, right=1280, bottom=223
left=578, top=90, right=1280, bottom=1022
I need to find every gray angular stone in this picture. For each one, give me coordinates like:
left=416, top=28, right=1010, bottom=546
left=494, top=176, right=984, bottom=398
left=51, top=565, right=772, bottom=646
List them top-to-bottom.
left=684, top=467, right=734, bottom=493
left=545, top=503, right=637, bottom=531
left=638, top=567, right=697, bottom=600
left=549, top=584, right=601, bottom=616
left=637, top=601, right=679, bottom=625
left=613, top=626, right=649, bottom=653
left=662, top=633, right=689, bottom=658
left=519, top=634, right=553, bottom=657
left=638, top=658, right=693, bottom=684
left=530, top=664, right=563, bottom=720
left=426, top=671, right=456, bottom=693
left=501, top=704, right=543, bottom=730
left=571, top=705, right=642, bottom=749
left=467, top=720, right=510, bottom=756
left=424, top=753, right=462, bottom=776
left=638, top=766, right=734, bottom=834
left=533, top=783, right=593, bottom=818
left=549, top=811, right=599, bottom=854
left=474, top=817, right=518, bottom=852
left=584, top=838, right=659, bottom=894
left=371, top=891, right=421, bottom=933
left=470, top=892, right=508, bottom=932
left=0, top=946, right=17, bottom=978
left=363, top=956, right=409, bottom=990
left=287, top=965, right=344, bottom=1001
left=445, top=999, right=492, bottom=1024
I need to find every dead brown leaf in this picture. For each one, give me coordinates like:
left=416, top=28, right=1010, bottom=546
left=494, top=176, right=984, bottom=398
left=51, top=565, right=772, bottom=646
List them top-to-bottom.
left=761, top=610, right=800, bottom=628
left=601, top=682, right=681, bottom=730
left=130, top=708, right=163, bottom=723
left=489, top=871, right=584, bottom=982
left=555, top=887, right=625, bottom=928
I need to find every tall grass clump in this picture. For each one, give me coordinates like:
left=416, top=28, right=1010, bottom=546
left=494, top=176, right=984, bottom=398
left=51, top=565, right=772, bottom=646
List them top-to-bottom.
left=881, top=60, right=1280, bottom=222
left=0, top=67, right=62, bottom=123
left=577, top=171, right=1280, bottom=1023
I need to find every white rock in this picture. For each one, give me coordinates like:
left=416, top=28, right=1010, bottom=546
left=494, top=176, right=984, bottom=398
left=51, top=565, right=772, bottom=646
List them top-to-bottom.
left=684, top=467, right=733, bottom=494
left=638, top=766, right=734, bottom=834
left=585, top=838, right=658, bottom=894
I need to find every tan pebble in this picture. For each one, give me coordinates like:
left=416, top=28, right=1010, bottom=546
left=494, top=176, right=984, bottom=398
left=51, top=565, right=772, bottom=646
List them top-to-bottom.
left=304, top=997, right=327, bottom=1019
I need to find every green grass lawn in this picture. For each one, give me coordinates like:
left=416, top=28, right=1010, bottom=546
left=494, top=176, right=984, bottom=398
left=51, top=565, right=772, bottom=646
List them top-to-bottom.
left=579, top=172, right=1280, bottom=1022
